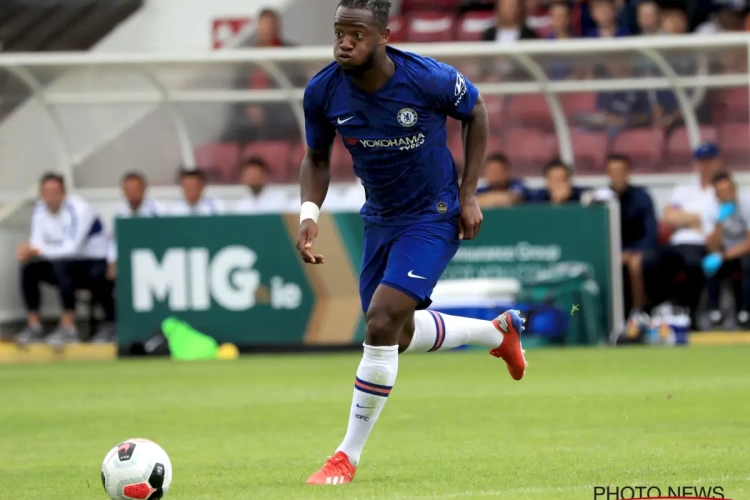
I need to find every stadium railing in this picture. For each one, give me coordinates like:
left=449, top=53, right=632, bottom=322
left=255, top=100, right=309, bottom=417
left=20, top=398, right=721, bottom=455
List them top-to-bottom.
left=0, top=33, right=747, bottom=219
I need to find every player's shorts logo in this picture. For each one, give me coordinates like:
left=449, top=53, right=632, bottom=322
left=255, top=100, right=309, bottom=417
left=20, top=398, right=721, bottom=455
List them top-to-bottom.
left=397, top=108, right=418, bottom=128
left=436, top=201, right=448, bottom=214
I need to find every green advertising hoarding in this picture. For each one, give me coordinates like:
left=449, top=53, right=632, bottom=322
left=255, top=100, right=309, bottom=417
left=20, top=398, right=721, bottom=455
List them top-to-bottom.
left=116, top=205, right=620, bottom=348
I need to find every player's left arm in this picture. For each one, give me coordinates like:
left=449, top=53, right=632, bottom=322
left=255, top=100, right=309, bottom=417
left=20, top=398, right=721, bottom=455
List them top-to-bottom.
left=434, top=64, right=488, bottom=240
left=458, top=94, right=489, bottom=239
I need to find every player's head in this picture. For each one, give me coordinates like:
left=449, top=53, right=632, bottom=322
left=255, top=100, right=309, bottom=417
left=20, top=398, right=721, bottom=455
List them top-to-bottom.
left=334, top=0, right=391, bottom=73
left=483, top=153, right=511, bottom=188
left=606, top=153, right=631, bottom=193
left=241, top=156, right=269, bottom=195
left=179, top=168, right=207, bottom=205
left=121, top=171, right=147, bottom=208
left=712, top=171, right=736, bottom=203
left=39, top=172, right=65, bottom=213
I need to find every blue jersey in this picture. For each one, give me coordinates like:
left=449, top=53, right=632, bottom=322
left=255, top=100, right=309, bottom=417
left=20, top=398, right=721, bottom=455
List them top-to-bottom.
left=303, top=46, right=480, bottom=226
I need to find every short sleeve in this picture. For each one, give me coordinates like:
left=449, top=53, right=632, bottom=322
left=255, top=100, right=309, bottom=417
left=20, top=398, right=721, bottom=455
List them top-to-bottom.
left=426, top=62, right=479, bottom=121
left=303, top=82, right=336, bottom=152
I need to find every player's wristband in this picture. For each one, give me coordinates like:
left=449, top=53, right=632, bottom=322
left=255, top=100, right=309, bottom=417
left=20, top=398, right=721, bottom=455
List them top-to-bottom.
left=300, top=202, right=320, bottom=224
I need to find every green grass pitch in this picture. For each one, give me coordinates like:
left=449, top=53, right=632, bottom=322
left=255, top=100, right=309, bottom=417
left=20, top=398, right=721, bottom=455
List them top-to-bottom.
left=1, top=345, right=749, bottom=500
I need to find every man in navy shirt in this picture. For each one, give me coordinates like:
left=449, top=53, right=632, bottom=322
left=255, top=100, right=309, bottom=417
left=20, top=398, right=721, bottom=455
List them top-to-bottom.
left=299, top=0, right=527, bottom=485
left=476, top=153, right=528, bottom=207
left=606, top=154, right=658, bottom=324
left=530, top=158, right=588, bottom=203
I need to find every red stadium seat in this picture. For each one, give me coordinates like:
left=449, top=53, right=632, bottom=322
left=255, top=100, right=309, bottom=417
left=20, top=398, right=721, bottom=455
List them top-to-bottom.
left=401, top=0, right=461, bottom=14
left=455, top=11, right=495, bottom=41
left=405, top=12, right=456, bottom=42
left=388, top=15, right=406, bottom=43
left=713, top=88, right=750, bottom=123
left=560, top=93, right=597, bottom=117
left=506, top=94, right=552, bottom=129
left=719, top=123, right=750, bottom=164
left=665, top=126, right=718, bottom=167
left=611, top=128, right=665, bottom=169
left=504, top=129, right=558, bottom=174
left=570, top=130, right=608, bottom=172
left=242, top=141, right=293, bottom=181
left=194, top=142, right=240, bottom=183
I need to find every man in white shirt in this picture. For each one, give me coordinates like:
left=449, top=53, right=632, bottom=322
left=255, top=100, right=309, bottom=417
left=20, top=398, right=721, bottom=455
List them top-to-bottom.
left=642, top=143, right=720, bottom=328
left=234, top=157, right=292, bottom=214
left=168, top=169, right=225, bottom=216
left=701, top=171, right=750, bottom=329
left=99, top=172, right=164, bottom=343
left=107, top=172, right=163, bottom=274
left=15, top=173, right=114, bottom=347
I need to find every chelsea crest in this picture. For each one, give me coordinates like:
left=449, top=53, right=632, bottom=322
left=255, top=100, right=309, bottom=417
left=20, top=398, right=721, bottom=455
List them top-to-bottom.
left=397, top=108, right=418, bottom=128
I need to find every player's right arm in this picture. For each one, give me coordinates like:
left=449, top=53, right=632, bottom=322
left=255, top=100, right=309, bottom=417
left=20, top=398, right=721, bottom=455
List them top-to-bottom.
left=297, top=81, right=336, bottom=265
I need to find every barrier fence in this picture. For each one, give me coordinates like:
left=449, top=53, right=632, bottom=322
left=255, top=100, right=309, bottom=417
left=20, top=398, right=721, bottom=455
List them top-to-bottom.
left=116, top=204, right=620, bottom=349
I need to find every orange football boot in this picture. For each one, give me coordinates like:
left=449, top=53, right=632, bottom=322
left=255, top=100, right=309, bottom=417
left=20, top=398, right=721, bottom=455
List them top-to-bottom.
left=490, top=309, right=528, bottom=380
left=305, top=451, right=357, bottom=485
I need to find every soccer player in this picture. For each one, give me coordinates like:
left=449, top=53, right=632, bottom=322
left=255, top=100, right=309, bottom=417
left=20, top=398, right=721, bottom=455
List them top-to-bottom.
left=297, top=0, right=528, bottom=485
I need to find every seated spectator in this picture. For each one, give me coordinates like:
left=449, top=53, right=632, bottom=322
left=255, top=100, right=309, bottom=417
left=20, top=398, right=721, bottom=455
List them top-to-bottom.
left=482, top=0, right=539, bottom=42
left=585, top=0, right=630, bottom=38
left=636, top=0, right=662, bottom=35
left=547, top=1, right=573, bottom=39
left=660, top=5, right=688, bottom=35
left=248, top=8, right=296, bottom=48
left=224, top=9, right=301, bottom=144
left=576, top=62, right=652, bottom=141
left=643, top=143, right=720, bottom=329
left=476, top=154, right=528, bottom=207
left=606, top=154, right=658, bottom=329
left=234, top=157, right=292, bottom=214
left=530, top=158, right=588, bottom=204
left=169, top=169, right=225, bottom=216
left=107, top=172, right=163, bottom=280
left=701, top=172, right=750, bottom=329
left=15, top=173, right=114, bottom=347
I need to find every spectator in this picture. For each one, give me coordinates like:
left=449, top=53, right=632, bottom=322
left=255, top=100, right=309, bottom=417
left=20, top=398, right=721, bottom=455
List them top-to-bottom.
left=482, top=0, right=539, bottom=42
left=585, top=0, right=630, bottom=38
left=636, top=0, right=662, bottom=35
left=547, top=1, right=573, bottom=39
left=660, top=6, right=688, bottom=34
left=696, top=6, right=746, bottom=34
left=249, top=8, right=296, bottom=48
left=225, top=9, right=301, bottom=144
left=576, top=63, right=652, bottom=141
left=643, top=143, right=720, bottom=328
left=476, top=154, right=528, bottom=207
left=606, top=154, right=658, bottom=327
left=234, top=157, right=291, bottom=213
left=531, top=158, right=588, bottom=204
left=169, top=169, right=225, bottom=216
left=701, top=171, right=750, bottom=329
left=107, top=172, right=163, bottom=280
left=15, top=173, right=113, bottom=347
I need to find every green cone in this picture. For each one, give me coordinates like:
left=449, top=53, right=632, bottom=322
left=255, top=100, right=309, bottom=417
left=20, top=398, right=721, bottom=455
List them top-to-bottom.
left=161, top=317, right=218, bottom=360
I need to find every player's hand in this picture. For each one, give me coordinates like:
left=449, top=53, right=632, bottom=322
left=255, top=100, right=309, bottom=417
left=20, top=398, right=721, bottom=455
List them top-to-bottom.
left=459, top=195, right=483, bottom=240
left=296, top=219, right=325, bottom=264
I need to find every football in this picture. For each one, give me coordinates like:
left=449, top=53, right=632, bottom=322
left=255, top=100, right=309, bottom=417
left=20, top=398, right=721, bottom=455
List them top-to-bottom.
left=101, top=438, right=172, bottom=500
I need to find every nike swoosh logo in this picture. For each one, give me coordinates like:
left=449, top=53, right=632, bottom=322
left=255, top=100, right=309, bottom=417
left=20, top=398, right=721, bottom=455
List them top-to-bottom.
left=337, top=116, right=354, bottom=124
left=407, top=271, right=426, bottom=279
left=356, top=404, right=374, bottom=408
